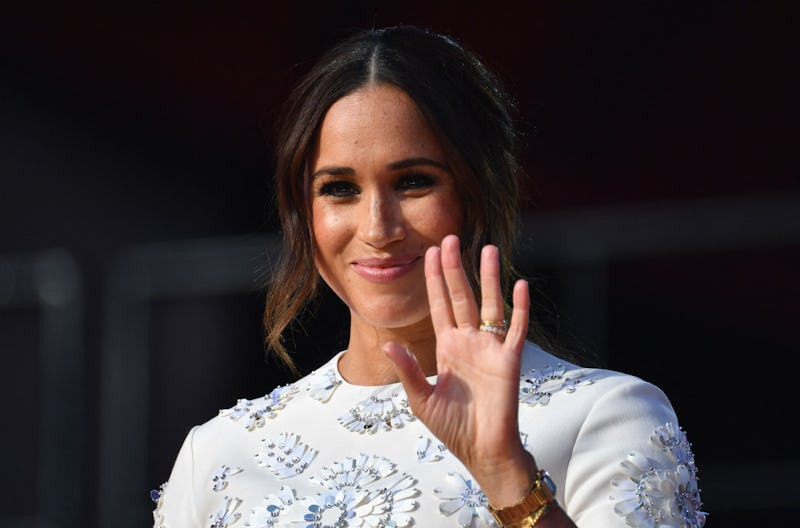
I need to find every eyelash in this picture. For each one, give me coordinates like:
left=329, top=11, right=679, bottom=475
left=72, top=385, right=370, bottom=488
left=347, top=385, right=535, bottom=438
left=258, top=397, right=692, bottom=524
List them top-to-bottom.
left=316, top=173, right=436, bottom=197
left=397, top=173, right=435, bottom=190
left=317, top=181, right=358, bottom=198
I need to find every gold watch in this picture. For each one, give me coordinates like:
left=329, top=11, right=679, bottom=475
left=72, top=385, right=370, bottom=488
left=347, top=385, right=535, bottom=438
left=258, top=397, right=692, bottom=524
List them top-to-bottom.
left=488, top=469, right=557, bottom=527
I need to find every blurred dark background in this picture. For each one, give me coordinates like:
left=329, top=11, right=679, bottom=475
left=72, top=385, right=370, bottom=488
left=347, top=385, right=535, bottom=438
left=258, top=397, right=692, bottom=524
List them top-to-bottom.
left=1, top=2, right=798, bottom=527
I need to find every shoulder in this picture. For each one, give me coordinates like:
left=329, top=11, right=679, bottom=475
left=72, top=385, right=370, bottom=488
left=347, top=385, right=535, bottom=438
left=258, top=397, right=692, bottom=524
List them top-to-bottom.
left=517, top=340, right=682, bottom=474
left=520, top=340, right=674, bottom=416
left=518, top=342, right=706, bottom=527
left=191, top=351, right=345, bottom=445
left=190, top=382, right=302, bottom=452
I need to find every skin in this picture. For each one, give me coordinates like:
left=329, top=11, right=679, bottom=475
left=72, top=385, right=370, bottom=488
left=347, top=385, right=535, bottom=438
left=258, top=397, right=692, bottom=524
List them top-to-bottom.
left=311, top=83, right=462, bottom=384
left=310, top=84, right=576, bottom=526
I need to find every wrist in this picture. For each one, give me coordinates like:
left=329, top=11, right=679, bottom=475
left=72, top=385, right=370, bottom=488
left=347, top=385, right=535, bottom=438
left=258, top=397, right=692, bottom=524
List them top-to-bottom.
left=474, top=449, right=538, bottom=507
left=488, top=468, right=558, bottom=527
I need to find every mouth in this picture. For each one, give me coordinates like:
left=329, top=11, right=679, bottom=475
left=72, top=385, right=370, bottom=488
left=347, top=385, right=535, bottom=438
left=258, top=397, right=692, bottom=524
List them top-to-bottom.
left=351, top=255, right=421, bottom=282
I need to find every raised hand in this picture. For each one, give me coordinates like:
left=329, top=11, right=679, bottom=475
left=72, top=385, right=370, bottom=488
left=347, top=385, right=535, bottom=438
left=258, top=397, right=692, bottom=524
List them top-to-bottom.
left=384, top=234, right=537, bottom=505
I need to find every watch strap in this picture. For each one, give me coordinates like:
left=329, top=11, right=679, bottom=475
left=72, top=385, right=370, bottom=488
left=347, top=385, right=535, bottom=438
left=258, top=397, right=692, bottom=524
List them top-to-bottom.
left=488, top=470, right=556, bottom=526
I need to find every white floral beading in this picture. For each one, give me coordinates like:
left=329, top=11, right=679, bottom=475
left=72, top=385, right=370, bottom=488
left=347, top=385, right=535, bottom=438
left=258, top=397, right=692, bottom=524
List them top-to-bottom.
left=519, top=364, right=593, bottom=407
left=306, top=368, right=343, bottom=403
left=219, top=385, right=297, bottom=430
left=338, top=390, right=415, bottom=433
left=610, top=422, right=707, bottom=528
left=256, top=432, right=317, bottom=479
left=415, top=435, right=446, bottom=463
left=288, top=454, right=418, bottom=527
left=311, top=454, right=397, bottom=489
left=212, top=465, right=244, bottom=492
left=433, top=472, right=497, bottom=528
left=151, top=482, right=167, bottom=528
left=293, top=485, right=415, bottom=527
left=245, top=486, right=301, bottom=527
left=209, top=496, right=243, bottom=528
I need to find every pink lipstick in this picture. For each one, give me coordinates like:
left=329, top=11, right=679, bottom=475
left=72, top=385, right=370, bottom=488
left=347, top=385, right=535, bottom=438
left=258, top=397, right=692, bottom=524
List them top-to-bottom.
left=351, top=255, right=420, bottom=282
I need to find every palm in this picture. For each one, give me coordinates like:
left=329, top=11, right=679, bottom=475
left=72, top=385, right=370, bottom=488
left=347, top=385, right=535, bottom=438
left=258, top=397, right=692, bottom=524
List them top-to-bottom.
left=385, top=234, right=530, bottom=476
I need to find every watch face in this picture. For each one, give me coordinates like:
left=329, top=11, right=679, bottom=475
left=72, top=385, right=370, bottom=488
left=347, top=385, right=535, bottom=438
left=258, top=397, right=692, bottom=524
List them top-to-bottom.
left=540, top=470, right=557, bottom=494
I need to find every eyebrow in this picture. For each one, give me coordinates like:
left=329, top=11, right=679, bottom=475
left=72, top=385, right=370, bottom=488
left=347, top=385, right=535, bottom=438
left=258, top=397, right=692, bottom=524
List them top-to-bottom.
left=312, top=157, right=450, bottom=179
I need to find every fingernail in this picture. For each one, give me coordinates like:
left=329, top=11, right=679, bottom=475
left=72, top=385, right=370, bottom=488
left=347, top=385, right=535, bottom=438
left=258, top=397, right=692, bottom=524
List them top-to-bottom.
left=405, top=346, right=418, bottom=363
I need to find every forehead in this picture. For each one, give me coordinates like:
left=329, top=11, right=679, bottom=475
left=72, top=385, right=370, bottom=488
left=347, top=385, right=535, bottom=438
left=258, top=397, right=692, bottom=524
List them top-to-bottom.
left=311, top=84, right=447, bottom=167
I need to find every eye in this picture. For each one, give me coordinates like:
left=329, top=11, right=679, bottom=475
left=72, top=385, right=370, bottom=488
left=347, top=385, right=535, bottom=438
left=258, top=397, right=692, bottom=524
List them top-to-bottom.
left=397, top=173, right=435, bottom=191
left=317, top=180, right=360, bottom=198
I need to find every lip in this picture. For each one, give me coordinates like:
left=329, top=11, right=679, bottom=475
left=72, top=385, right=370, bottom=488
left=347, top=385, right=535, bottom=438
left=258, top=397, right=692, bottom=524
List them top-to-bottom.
left=351, top=255, right=421, bottom=282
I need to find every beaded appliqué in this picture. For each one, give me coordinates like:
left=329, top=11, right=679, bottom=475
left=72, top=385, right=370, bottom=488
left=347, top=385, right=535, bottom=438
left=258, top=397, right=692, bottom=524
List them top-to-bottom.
left=518, top=364, right=593, bottom=406
left=306, top=368, right=343, bottom=403
left=219, top=385, right=297, bottom=430
left=338, top=389, right=415, bottom=433
left=610, top=422, right=707, bottom=528
left=255, top=432, right=317, bottom=479
left=415, top=435, right=446, bottom=463
left=293, top=454, right=418, bottom=527
left=212, top=465, right=244, bottom=492
left=433, top=472, right=497, bottom=528
left=150, top=482, right=167, bottom=528
left=245, top=486, right=301, bottom=527
left=210, top=496, right=243, bottom=527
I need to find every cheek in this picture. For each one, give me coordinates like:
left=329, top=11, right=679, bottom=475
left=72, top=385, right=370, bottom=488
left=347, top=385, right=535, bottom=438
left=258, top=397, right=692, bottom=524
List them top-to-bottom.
left=416, top=195, right=463, bottom=238
left=311, top=203, right=350, bottom=264
left=311, top=204, right=335, bottom=246
left=311, top=215, right=335, bottom=288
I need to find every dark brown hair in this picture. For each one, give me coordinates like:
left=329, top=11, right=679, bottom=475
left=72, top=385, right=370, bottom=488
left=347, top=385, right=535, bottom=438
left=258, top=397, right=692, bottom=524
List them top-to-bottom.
left=264, top=25, right=551, bottom=372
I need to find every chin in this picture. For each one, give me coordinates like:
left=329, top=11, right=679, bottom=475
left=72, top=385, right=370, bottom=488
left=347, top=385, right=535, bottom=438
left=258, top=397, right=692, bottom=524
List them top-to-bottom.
left=352, top=302, right=430, bottom=330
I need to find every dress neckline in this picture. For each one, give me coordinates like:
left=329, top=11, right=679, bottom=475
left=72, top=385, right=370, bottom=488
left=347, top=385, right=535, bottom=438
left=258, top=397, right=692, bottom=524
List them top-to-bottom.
left=327, top=349, right=438, bottom=389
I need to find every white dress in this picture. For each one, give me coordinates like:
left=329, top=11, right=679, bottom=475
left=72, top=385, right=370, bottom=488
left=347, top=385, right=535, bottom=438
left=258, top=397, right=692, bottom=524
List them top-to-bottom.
left=153, top=342, right=706, bottom=528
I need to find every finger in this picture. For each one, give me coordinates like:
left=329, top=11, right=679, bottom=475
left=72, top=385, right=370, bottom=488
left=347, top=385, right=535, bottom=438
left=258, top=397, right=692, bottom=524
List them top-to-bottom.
left=439, top=235, right=479, bottom=329
left=425, top=245, right=456, bottom=332
left=479, top=245, right=506, bottom=326
left=504, top=279, right=530, bottom=351
left=383, top=342, right=434, bottom=410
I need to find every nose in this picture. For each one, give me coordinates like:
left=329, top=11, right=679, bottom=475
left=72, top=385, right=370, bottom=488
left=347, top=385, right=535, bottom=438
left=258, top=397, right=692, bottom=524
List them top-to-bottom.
left=358, top=189, right=406, bottom=248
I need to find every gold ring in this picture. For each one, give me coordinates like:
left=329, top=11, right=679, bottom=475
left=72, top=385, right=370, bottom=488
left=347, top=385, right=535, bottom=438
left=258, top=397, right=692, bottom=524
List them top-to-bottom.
left=479, top=319, right=507, bottom=337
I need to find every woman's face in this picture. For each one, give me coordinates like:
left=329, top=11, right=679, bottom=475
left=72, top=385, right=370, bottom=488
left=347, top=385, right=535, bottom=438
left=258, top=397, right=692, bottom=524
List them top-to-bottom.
left=310, top=84, right=463, bottom=329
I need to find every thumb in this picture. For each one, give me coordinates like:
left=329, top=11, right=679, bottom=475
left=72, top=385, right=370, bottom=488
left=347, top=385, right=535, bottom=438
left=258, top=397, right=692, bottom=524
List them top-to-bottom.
left=383, top=342, right=434, bottom=408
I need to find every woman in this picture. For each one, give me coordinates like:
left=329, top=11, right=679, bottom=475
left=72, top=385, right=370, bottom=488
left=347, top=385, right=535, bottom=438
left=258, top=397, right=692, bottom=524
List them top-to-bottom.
left=153, top=26, right=706, bottom=528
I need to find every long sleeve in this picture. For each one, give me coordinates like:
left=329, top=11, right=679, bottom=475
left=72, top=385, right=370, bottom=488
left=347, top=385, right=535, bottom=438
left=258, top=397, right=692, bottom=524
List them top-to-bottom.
left=516, top=346, right=706, bottom=527
left=559, top=377, right=704, bottom=527
left=152, top=426, right=200, bottom=528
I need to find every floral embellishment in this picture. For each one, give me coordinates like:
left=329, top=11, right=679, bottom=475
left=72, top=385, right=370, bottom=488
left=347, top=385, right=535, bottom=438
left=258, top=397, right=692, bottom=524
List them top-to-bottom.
left=518, top=364, right=593, bottom=407
left=306, top=368, right=342, bottom=403
left=219, top=385, right=297, bottom=430
left=338, top=389, right=415, bottom=433
left=610, top=423, right=707, bottom=528
left=651, top=423, right=696, bottom=469
left=256, top=432, right=317, bottom=478
left=415, top=435, right=446, bottom=463
left=291, top=454, right=417, bottom=527
left=311, top=454, right=397, bottom=489
left=212, top=465, right=244, bottom=492
left=433, top=472, right=497, bottom=527
left=151, top=482, right=167, bottom=528
left=295, top=485, right=414, bottom=527
left=245, top=486, right=301, bottom=527
left=209, top=496, right=243, bottom=528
